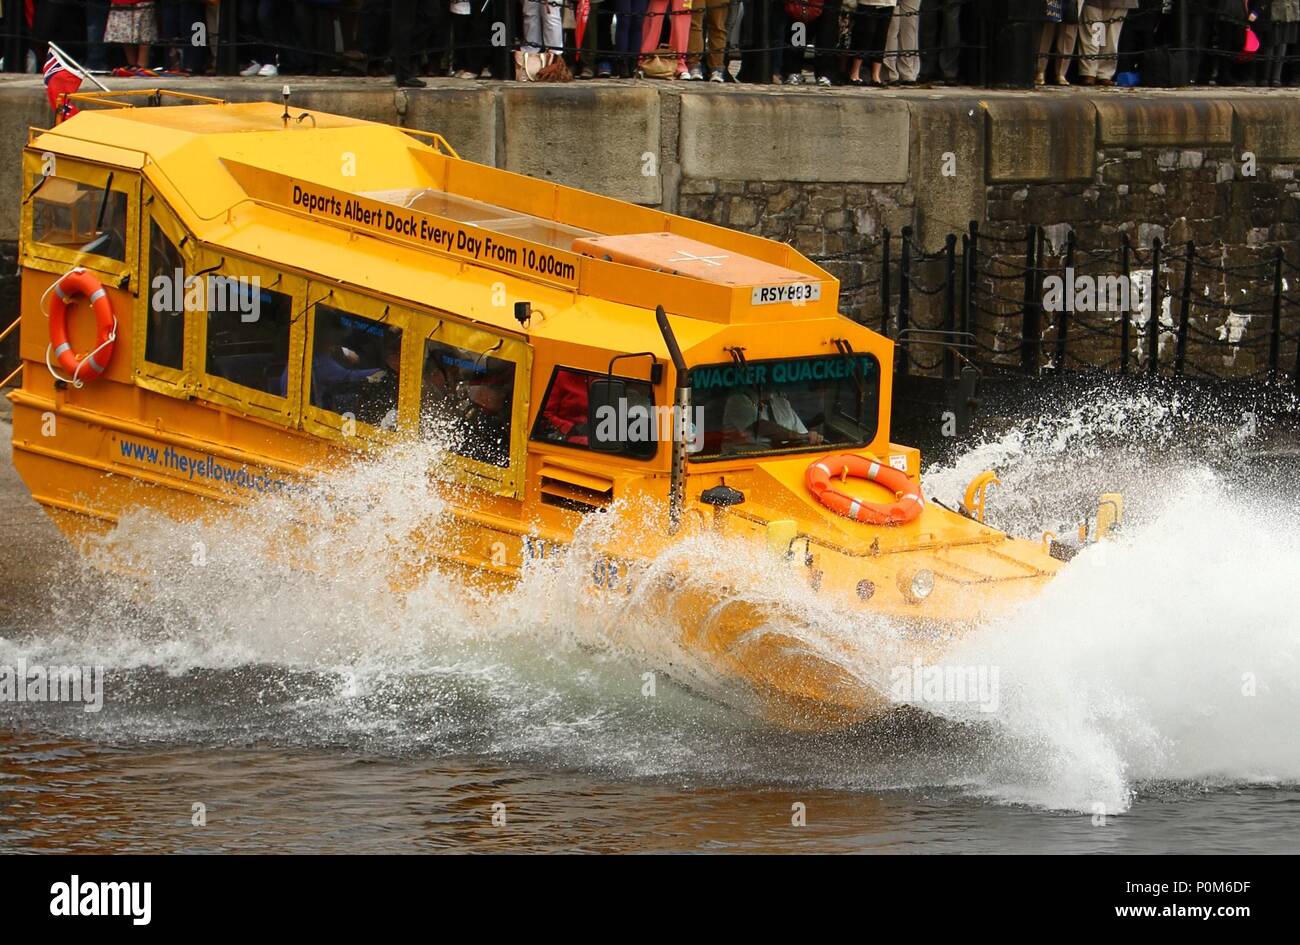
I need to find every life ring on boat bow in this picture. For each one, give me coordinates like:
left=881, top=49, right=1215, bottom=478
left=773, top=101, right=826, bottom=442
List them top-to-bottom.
left=45, top=267, right=117, bottom=387
left=805, top=453, right=925, bottom=526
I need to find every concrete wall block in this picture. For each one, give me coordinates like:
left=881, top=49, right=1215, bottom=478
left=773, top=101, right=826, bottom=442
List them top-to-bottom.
left=0, top=85, right=56, bottom=242
left=501, top=85, right=661, bottom=204
left=402, top=88, right=499, bottom=166
left=678, top=92, right=909, bottom=184
left=910, top=98, right=986, bottom=251
left=985, top=98, right=1096, bottom=184
left=1095, top=99, right=1233, bottom=147
left=1234, top=100, right=1300, bottom=162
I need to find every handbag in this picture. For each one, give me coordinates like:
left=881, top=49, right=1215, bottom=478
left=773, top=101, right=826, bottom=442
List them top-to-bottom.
left=784, top=0, right=825, bottom=22
left=1238, top=26, right=1260, bottom=60
left=640, top=46, right=678, bottom=78
left=513, top=50, right=572, bottom=81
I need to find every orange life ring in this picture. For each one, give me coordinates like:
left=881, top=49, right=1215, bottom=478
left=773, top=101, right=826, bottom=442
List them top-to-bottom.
left=47, top=268, right=116, bottom=385
left=805, top=453, right=925, bottom=526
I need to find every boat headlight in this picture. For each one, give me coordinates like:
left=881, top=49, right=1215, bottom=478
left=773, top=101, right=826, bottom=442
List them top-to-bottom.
left=898, top=567, right=935, bottom=603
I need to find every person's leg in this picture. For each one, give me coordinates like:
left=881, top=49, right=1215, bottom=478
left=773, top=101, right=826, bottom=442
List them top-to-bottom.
left=257, top=0, right=277, bottom=67
left=392, top=0, right=421, bottom=81
left=543, top=0, right=564, bottom=53
left=581, top=0, right=612, bottom=71
left=642, top=0, right=667, bottom=57
left=669, top=0, right=692, bottom=70
left=705, top=0, right=729, bottom=72
left=814, top=0, right=843, bottom=80
left=898, top=0, right=920, bottom=80
left=917, top=0, right=940, bottom=79
left=938, top=0, right=960, bottom=79
left=86, top=1, right=110, bottom=71
left=1077, top=3, right=1104, bottom=79
left=849, top=4, right=872, bottom=80
left=688, top=5, right=706, bottom=70
left=869, top=5, right=891, bottom=82
left=884, top=7, right=904, bottom=83
left=1098, top=7, right=1126, bottom=80
left=1056, top=20, right=1077, bottom=81
left=1036, top=22, right=1053, bottom=81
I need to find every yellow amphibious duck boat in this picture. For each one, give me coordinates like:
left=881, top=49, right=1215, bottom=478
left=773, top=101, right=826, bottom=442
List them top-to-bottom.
left=6, top=90, right=1120, bottom=727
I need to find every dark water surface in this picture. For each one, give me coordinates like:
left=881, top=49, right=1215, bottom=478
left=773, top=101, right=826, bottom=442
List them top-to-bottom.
left=3, top=393, right=1299, bottom=855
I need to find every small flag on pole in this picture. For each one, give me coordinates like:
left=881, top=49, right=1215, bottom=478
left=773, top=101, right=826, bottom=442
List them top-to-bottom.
left=43, top=49, right=83, bottom=124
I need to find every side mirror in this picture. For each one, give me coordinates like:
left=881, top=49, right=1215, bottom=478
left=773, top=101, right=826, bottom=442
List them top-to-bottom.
left=587, top=377, right=627, bottom=453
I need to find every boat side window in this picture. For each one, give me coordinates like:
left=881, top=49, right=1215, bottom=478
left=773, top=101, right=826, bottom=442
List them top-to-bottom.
left=31, top=175, right=128, bottom=263
left=144, top=219, right=185, bottom=370
left=204, top=277, right=293, bottom=397
left=308, top=304, right=402, bottom=430
left=421, top=339, right=515, bottom=468
left=531, top=366, right=656, bottom=460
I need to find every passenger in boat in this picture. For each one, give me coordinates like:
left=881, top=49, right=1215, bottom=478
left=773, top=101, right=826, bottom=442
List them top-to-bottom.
left=290, top=323, right=386, bottom=411
left=352, top=328, right=403, bottom=429
left=537, top=369, right=591, bottom=445
left=459, top=370, right=512, bottom=464
left=722, top=388, right=824, bottom=450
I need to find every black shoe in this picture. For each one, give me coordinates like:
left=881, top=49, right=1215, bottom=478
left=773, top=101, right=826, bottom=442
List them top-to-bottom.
left=396, top=75, right=426, bottom=88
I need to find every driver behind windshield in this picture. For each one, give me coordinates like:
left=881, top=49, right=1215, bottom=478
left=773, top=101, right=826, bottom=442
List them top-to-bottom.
left=722, top=387, right=824, bottom=449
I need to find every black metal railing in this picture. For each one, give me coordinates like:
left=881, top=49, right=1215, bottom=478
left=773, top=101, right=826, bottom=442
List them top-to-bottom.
left=818, top=222, right=1300, bottom=390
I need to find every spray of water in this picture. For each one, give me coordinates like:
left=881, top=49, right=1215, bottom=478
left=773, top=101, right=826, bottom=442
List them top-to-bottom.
left=2, top=381, right=1297, bottom=812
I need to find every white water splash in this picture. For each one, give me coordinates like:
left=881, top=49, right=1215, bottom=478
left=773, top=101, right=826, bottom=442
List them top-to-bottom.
left=2, top=386, right=1298, bottom=812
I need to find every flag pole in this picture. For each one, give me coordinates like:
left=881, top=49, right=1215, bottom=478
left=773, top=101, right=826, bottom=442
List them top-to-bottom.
left=47, top=41, right=111, bottom=93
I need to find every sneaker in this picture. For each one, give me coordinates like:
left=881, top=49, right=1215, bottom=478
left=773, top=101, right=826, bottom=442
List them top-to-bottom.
left=240, top=61, right=262, bottom=77
left=597, top=61, right=613, bottom=78
left=257, top=62, right=279, bottom=77
left=688, top=64, right=704, bottom=81
left=454, top=69, right=477, bottom=79
left=676, top=69, right=691, bottom=80
left=709, top=69, right=724, bottom=83
left=785, top=73, right=802, bottom=85
left=396, top=75, right=427, bottom=88
left=816, top=75, right=831, bottom=88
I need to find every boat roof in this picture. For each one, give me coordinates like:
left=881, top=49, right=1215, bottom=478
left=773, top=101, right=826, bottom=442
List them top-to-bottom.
left=27, top=94, right=843, bottom=348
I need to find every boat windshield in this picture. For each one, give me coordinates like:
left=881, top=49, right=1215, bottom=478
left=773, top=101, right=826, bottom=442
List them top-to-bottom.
left=691, top=353, right=881, bottom=460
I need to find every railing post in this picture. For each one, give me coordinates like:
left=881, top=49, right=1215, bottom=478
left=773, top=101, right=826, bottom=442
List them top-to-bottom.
left=495, top=0, right=516, bottom=81
left=964, top=221, right=978, bottom=347
left=1021, top=224, right=1040, bottom=374
left=898, top=226, right=913, bottom=377
left=880, top=228, right=892, bottom=337
left=1055, top=230, right=1075, bottom=372
left=943, top=233, right=958, bottom=380
left=1120, top=233, right=1132, bottom=374
left=961, top=235, right=971, bottom=338
left=1148, top=237, right=1163, bottom=375
left=1175, top=240, right=1194, bottom=375
left=1270, top=247, right=1284, bottom=383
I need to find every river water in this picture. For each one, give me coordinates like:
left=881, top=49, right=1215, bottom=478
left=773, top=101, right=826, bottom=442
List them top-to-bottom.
left=2, top=385, right=1299, bottom=854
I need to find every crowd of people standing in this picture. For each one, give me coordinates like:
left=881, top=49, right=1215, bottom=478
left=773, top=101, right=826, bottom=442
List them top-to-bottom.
left=4, top=0, right=1299, bottom=88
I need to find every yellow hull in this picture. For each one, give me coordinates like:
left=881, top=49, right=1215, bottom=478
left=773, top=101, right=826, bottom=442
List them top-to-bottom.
left=7, top=95, right=1073, bottom=731
left=9, top=386, right=1058, bottom=730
